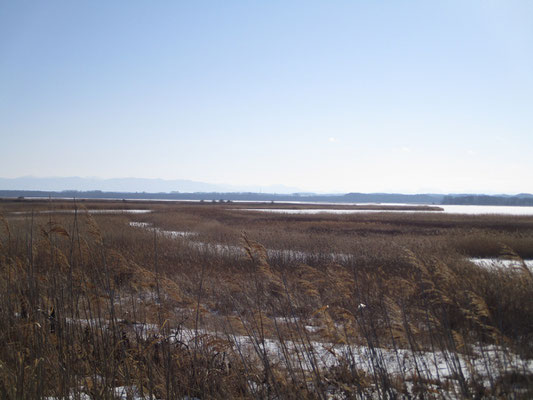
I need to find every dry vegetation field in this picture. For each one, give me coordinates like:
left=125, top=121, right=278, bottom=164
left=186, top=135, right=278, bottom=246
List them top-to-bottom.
left=1, top=199, right=532, bottom=399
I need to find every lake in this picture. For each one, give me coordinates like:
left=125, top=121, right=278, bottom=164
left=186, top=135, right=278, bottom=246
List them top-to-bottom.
left=240, top=204, right=533, bottom=216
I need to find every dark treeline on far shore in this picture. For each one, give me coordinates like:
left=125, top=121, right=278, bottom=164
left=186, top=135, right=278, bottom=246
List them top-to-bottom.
left=0, top=190, right=442, bottom=203
left=1, top=190, right=533, bottom=206
left=442, top=194, right=533, bottom=206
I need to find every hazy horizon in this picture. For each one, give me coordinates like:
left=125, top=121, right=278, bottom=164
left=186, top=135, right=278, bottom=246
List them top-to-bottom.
left=2, top=1, right=532, bottom=193
left=1, top=175, right=532, bottom=196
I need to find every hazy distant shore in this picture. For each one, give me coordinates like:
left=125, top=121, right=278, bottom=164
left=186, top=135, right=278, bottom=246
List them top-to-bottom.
left=1, top=190, right=533, bottom=206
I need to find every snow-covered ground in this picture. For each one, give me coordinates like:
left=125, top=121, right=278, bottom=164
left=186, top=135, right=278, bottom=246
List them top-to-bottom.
left=12, top=209, right=152, bottom=215
left=128, top=221, right=196, bottom=238
left=469, top=257, right=533, bottom=270
left=58, top=316, right=533, bottom=399
left=69, top=317, right=532, bottom=389
left=169, top=326, right=533, bottom=385
left=45, top=386, right=157, bottom=400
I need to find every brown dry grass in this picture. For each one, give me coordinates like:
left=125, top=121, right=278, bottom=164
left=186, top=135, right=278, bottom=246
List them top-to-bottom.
left=0, top=199, right=532, bottom=398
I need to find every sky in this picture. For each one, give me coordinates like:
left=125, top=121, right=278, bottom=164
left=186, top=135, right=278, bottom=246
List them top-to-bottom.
left=1, top=1, right=532, bottom=194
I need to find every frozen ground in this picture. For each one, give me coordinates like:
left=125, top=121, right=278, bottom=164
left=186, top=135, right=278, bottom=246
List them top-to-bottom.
left=12, top=209, right=152, bottom=215
left=469, top=257, right=533, bottom=270
left=58, top=316, right=533, bottom=400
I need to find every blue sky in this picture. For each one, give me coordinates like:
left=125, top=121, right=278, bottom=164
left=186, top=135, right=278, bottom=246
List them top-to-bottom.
left=1, top=1, right=532, bottom=193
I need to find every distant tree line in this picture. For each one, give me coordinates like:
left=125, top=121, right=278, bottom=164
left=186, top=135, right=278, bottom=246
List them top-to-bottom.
left=0, top=190, right=444, bottom=204
left=1, top=190, right=532, bottom=206
left=442, top=195, right=533, bottom=206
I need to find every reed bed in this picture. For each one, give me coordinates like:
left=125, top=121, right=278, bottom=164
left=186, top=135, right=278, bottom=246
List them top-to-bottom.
left=0, top=200, right=532, bottom=399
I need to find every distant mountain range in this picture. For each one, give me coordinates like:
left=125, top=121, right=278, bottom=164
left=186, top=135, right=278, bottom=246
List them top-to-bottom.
left=0, top=176, right=301, bottom=194
left=1, top=177, right=532, bottom=206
